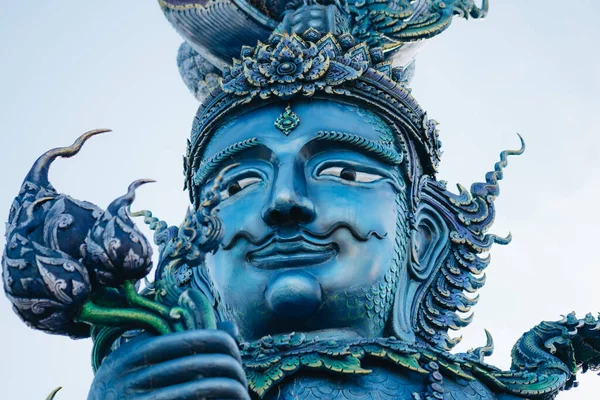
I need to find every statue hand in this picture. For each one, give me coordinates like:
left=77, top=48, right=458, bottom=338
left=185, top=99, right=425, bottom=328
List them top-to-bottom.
left=88, top=329, right=249, bottom=400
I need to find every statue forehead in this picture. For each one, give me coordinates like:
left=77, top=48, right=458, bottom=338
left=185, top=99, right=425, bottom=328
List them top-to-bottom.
left=202, top=99, right=394, bottom=161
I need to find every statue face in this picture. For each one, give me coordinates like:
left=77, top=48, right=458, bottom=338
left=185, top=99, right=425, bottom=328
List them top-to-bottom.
left=199, top=99, right=410, bottom=341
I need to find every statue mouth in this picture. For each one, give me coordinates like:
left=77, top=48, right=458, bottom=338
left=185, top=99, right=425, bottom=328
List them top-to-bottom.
left=247, top=237, right=338, bottom=269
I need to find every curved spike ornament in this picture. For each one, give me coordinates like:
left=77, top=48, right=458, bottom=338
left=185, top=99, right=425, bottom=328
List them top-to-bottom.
left=26, top=129, right=110, bottom=187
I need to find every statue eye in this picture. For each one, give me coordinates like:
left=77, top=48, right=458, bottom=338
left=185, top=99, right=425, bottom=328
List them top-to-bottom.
left=318, top=166, right=384, bottom=183
left=333, top=167, right=354, bottom=181
left=221, top=177, right=261, bottom=200
left=227, top=182, right=242, bottom=196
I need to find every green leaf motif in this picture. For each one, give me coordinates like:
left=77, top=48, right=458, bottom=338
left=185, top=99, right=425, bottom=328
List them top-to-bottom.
left=386, top=351, right=428, bottom=374
left=301, top=353, right=371, bottom=374
left=247, top=365, right=286, bottom=398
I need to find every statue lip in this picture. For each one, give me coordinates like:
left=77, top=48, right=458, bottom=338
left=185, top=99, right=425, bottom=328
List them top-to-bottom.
left=247, top=236, right=338, bottom=269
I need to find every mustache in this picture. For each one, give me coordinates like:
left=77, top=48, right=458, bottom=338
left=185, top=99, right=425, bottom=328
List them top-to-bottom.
left=221, top=221, right=387, bottom=250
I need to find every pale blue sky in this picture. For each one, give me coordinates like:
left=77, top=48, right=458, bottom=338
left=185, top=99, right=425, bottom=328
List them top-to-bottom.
left=0, top=1, right=599, bottom=398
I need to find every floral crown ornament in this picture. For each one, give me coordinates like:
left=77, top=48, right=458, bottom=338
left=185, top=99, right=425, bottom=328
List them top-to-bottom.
left=184, top=29, right=442, bottom=208
left=222, top=31, right=365, bottom=99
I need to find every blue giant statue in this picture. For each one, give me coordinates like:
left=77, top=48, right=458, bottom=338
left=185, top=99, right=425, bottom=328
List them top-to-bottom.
left=3, top=1, right=600, bottom=399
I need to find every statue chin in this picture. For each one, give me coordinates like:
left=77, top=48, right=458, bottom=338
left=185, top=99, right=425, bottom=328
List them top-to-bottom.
left=265, top=270, right=323, bottom=318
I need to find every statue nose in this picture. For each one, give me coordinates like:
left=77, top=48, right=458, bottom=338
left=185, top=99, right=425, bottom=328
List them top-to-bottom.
left=261, top=189, right=316, bottom=226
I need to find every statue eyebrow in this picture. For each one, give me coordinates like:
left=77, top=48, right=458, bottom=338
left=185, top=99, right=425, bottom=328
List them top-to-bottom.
left=193, top=131, right=401, bottom=186
left=311, top=131, right=403, bottom=165
left=193, top=137, right=261, bottom=185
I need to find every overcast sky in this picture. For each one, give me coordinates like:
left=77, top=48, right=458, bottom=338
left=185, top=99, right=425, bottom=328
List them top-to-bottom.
left=0, top=1, right=599, bottom=399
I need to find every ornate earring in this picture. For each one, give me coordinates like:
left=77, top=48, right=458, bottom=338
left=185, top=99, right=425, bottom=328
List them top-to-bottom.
left=274, top=105, right=300, bottom=136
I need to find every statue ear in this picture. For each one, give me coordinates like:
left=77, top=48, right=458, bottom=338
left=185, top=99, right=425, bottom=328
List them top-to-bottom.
left=389, top=202, right=450, bottom=342
left=408, top=203, right=450, bottom=281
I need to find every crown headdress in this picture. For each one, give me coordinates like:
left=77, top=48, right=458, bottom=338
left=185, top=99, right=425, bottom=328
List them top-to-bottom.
left=160, top=0, right=488, bottom=205
left=184, top=28, right=444, bottom=207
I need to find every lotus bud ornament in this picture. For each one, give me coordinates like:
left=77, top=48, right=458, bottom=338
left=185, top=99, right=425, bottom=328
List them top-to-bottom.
left=3, top=132, right=227, bottom=346
left=82, top=180, right=154, bottom=287
left=3, top=198, right=92, bottom=338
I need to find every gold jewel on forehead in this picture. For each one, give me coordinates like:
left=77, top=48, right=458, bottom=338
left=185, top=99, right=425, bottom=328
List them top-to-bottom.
left=274, top=105, right=300, bottom=136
